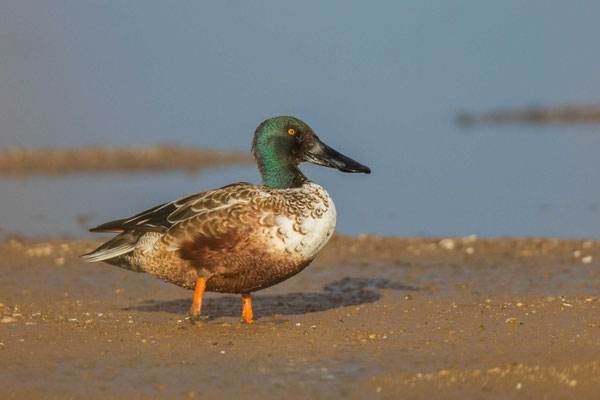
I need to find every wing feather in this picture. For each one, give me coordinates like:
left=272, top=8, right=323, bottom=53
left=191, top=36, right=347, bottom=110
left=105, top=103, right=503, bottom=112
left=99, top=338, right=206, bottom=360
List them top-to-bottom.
left=89, top=182, right=260, bottom=234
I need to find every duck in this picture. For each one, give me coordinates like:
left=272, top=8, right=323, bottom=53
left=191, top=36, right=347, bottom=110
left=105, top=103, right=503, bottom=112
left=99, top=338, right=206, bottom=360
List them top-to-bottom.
left=82, top=116, right=370, bottom=323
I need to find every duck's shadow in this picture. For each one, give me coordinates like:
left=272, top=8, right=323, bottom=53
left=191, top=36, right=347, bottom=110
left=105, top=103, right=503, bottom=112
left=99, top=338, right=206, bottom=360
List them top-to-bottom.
left=125, top=277, right=419, bottom=317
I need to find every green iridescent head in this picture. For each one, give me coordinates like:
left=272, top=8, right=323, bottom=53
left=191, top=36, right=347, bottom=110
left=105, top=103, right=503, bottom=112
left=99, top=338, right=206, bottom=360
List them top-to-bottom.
left=252, top=116, right=370, bottom=189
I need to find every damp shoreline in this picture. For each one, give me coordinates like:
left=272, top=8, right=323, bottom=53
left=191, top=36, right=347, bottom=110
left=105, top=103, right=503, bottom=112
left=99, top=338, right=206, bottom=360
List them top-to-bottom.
left=1, top=234, right=599, bottom=398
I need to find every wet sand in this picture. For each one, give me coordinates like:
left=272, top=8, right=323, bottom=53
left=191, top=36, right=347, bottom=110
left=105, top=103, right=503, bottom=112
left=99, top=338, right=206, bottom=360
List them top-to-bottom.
left=0, top=145, right=252, bottom=176
left=1, top=235, right=599, bottom=399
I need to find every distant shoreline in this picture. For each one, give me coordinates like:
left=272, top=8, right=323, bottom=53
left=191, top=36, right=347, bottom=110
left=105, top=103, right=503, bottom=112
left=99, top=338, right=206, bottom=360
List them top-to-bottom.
left=457, top=105, right=600, bottom=126
left=0, top=145, right=253, bottom=177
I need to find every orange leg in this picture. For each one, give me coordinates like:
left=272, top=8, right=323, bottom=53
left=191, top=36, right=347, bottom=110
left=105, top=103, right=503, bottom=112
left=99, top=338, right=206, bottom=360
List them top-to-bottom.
left=189, top=277, right=206, bottom=316
left=241, top=293, right=255, bottom=323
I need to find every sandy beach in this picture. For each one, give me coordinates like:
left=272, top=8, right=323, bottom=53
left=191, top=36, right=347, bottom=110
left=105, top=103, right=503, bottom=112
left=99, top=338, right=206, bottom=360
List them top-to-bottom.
left=1, top=235, right=599, bottom=399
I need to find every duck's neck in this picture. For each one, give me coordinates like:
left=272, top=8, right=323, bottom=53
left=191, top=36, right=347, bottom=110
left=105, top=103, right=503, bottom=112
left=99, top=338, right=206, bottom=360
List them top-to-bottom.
left=257, top=157, right=308, bottom=189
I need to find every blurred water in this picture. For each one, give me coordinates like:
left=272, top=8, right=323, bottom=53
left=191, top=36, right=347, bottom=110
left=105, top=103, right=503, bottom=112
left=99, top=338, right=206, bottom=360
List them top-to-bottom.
left=1, top=1, right=600, bottom=238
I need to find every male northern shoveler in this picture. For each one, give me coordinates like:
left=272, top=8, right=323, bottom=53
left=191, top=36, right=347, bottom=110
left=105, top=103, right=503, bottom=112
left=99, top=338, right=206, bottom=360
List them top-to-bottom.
left=83, top=116, right=370, bottom=323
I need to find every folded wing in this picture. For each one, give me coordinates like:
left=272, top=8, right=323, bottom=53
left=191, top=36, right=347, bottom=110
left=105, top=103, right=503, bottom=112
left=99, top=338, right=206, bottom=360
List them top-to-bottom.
left=82, top=183, right=263, bottom=262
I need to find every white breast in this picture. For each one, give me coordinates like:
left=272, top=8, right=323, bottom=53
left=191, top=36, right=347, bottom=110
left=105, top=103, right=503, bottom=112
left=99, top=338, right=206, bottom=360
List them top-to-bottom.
left=268, top=182, right=337, bottom=259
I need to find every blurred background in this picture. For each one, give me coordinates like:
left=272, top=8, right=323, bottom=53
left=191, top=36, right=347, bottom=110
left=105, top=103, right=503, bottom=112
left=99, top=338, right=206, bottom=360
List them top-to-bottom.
left=1, top=1, right=600, bottom=238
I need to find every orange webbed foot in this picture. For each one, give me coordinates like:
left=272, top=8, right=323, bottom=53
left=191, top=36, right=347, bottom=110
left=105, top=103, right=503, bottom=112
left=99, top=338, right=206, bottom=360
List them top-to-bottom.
left=188, top=277, right=209, bottom=323
left=241, top=293, right=255, bottom=324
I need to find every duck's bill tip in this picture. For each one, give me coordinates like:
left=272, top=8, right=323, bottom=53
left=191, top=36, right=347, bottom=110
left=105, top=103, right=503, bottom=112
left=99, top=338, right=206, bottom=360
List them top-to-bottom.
left=333, top=162, right=371, bottom=174
left=355, top=165, right=372, bottom=174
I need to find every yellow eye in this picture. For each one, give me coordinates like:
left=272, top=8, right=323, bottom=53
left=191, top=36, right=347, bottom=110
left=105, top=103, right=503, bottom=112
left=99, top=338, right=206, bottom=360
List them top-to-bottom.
left=288, top=128, right=296, bottom=135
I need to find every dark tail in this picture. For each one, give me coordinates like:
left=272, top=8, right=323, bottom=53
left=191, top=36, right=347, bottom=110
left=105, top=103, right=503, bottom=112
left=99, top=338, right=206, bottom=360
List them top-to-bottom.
left=81, top=230, right=143, bottom=262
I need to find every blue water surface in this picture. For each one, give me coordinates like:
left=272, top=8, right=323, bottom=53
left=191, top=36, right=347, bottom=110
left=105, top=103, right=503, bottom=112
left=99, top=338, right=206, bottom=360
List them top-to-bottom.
left=1, top=1, right=600, bottom=238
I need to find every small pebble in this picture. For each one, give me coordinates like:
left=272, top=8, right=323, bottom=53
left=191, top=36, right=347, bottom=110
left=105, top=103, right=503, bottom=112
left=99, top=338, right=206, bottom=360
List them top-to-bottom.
left=439, top=239, right=455, bottom=250
left=582, top=256, right=593, bottom=264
